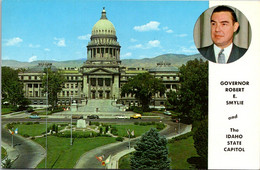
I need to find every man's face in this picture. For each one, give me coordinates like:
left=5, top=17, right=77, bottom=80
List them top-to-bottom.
left=211, top=11, right=239, bottom=49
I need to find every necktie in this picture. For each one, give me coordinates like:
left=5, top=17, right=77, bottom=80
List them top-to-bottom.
left=218, top=49, right=225, bottom=64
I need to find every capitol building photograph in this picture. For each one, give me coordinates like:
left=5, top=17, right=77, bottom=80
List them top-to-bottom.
left=18, top=8, right=180, bottom=110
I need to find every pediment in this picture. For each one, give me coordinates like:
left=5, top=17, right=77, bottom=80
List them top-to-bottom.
left=88, top=68, right=116, bottom=75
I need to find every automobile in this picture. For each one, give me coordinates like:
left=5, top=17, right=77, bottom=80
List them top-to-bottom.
left=163, top=111, right=172, bottom=116
left=130, top=114, right=142, bottom=119
left=29, top=115, right=41, bottom=119
left=72, top=115, right=83, bottom=119
left=87, top=115, right=99, bottom=119
left=115, top=115, right=127, bottom=119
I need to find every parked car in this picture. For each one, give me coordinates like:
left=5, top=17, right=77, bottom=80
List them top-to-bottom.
left=163, top=111, right=172, bottom=116
left=130, top=114, right=142, bottom=119
left=29, top=115, right=41, bottom=119
left=72, top=115, right=83, bottom=119
left=87, top=115, right=99, bottom=119
left=115, top=115, right=127, bottom=119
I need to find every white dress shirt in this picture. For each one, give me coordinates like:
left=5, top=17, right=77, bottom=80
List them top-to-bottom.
left=214, top=43, right=233, bottom=63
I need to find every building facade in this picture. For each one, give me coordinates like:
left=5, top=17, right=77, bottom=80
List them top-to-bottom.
left=18, top=8, right=180, bottom=108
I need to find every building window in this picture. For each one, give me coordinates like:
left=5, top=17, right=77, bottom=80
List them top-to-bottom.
left=29, top=76, right=31, bottom=80
left=34, top=76, right=37, bottom=80
left=91, top=78, right=96, bottom=86
left=98, top=78, right=103, bottom=86
left=105, top=78, right=111, bottom=86
left=28, top=84, right=32, bottom=88
left=34, top=84, right=38, bottom=88
left=66, top=84, right=69, bottom=88
left=71, top=84, right=74, bottom=88
left=35, top=91, right=39, bottom=97
left=63, top=91, right=65, bottom=96
left=67, top=91, right=69, bottom=96
left=71, top=91, right=74, bottom=96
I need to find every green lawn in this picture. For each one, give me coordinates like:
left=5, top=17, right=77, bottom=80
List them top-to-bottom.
left=1, top=107, right=14, bottom=115
left=12, top=123, right=65, bottom=137
left=111, top=124, right=157, bottom=137
left=35, top=136, right=116, bottom=168
left=119, top=136, right=199, bottom=169
left=168, top=136, right=199, bottom=169
left=1, top=147, right=7, bottom=159
left=118, top=153, right=132, bottom=169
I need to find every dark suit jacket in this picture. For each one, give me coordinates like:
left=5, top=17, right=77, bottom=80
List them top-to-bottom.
left=198, top=44, right=247, bottom=63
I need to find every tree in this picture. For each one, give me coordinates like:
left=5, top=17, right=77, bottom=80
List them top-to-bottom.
left=176, top=59, right=208, bottom=122
left=1, top=67, right=30, bottom=109
left=41, top=68, right=65, bottom=110
left=121, top=73, right=165, bottom=111
left=165, top=90, right=179, bottom=110
left=193, top=119, right=208, bottom=168
left=131, top=128, right=170, bottom=169
left=2, top=158, right=12, bottom=168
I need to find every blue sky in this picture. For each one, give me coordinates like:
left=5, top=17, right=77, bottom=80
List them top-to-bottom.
left=2, top=0, right=208, bottom=62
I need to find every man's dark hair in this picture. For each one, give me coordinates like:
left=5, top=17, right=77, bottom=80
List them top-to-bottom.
left=212, top=6, right=238, bottom=23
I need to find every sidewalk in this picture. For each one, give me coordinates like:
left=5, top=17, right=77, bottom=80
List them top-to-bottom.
left=108, top=124, right=192, bottom=169
left=1, top=141, right=20, bottom=165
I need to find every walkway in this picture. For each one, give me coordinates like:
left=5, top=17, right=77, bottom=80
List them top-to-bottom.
left=74, top=122, right=191, bottom=169
left=1, top=123, right=46, bottom=168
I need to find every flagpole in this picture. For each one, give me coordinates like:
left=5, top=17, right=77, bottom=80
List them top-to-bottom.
left=128, top=129, right=130, bottom=149
left=12, top=134, right=13, bottom=148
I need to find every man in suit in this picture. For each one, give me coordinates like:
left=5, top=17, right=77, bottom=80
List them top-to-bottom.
left=199, top=6, right=247, bottom=64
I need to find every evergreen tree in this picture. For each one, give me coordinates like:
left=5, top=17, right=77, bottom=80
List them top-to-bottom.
left=131, top=128, right=170, bottom=169
left=2, top=158, right=12, bottom=168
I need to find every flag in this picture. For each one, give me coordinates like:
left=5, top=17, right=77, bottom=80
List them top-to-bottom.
left=15, top=128, right=18, bottom=134
left=9, top=129, right=14, bottom=135
left=131, top=130, right=134, bottom=136
left=95, top=155, right=104, bottom=162
left=105, top=155, right=111, bottom=164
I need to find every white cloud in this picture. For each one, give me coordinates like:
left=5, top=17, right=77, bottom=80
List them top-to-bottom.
left=133, top=21, right=160, bottom=32
left=163, top=27, right=169, bottom=30
left=166, top=29, right=173, bottom=33
left=78, top=34, right=91, bottom=40
left=176, top=34, right=188, bottom=37
left=5, top=37, right=23, bottom=46
left=54, top=37, right=66, bottom=47
left=130, top=38, right=137, bottom=42
left=129, top=40, right=161, bottom=49
left=147, top=40, right=160, bottom=48
left=29, top=44, right=40, bottom=48
left=129, top=44, right=143, bottom=49
left=177, top=45, right=198, bottom=54
left=44, top=48, right=50, bottom=51
left=121, top=52, right=132, bottom=58
left=28, top=55, right=37, bottom=62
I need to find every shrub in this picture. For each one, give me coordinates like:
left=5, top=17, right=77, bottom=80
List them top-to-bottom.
left=133, top=107, right=143, bottom=114
left=25, top=122, right=33, bottom=125
left=34, top=122, right=40, bottom=124
left=92, top=122, right=100, bottom=126
left=134, top=122, right=139, bottom=125
left=6, top=123, right=14, bottom=129
left=156, top=123, right=165, bottom=130
left=99, top=127, right=103, bottom=134
left=110, top=127, right=118, bottom=136
left=168, top=131, right=194, bottom=143
left=23, top=134, right=30, bottom=137
left=116, top=136, right=124, bottom=142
